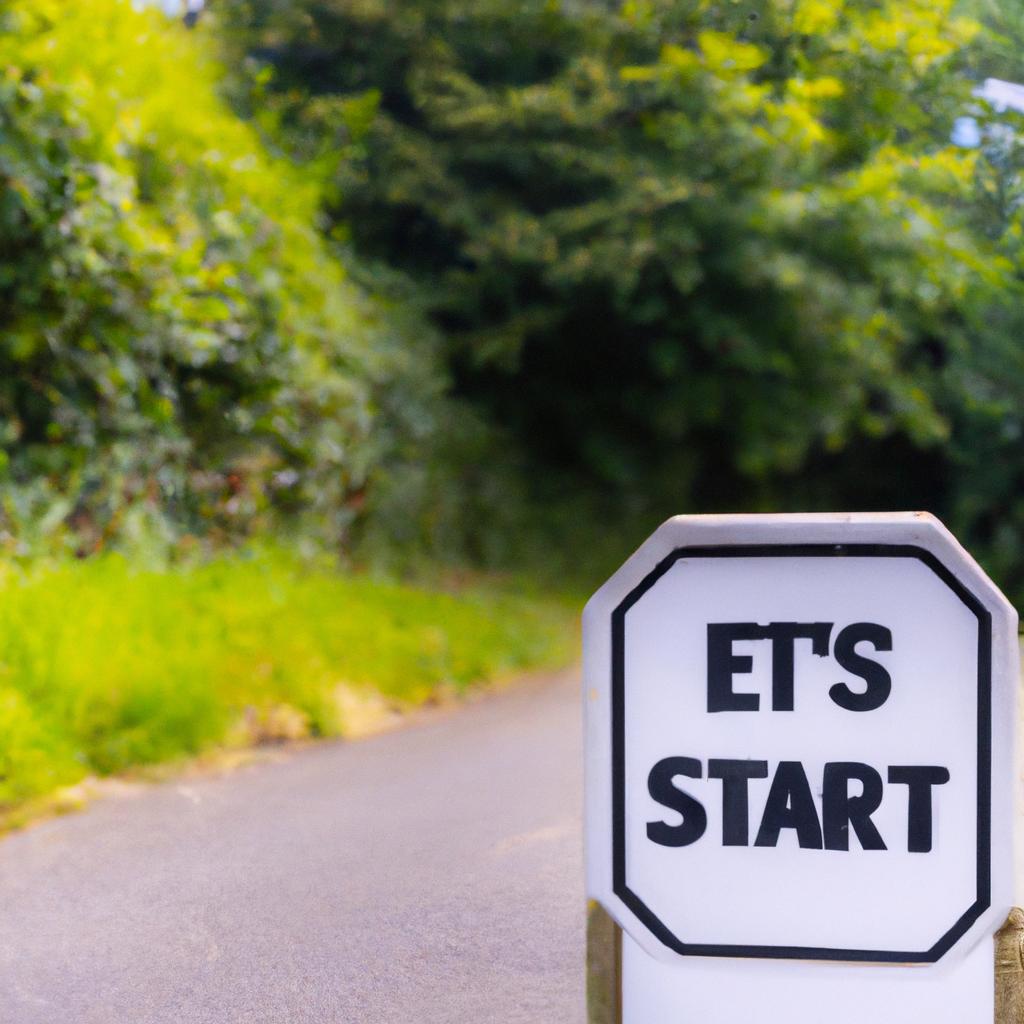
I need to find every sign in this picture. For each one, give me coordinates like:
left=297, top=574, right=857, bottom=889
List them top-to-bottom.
left=584, top=514, right=1018, bottom=1020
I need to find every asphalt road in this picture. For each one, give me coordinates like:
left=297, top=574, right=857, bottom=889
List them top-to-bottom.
left=0, top=671, right=585, bottom=1024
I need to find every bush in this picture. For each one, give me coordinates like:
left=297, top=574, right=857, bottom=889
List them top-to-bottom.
left=0, top=0, right=453, bottom=556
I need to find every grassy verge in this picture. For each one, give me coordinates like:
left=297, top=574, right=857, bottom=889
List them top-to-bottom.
left=0, top=550, right=577, bottom=826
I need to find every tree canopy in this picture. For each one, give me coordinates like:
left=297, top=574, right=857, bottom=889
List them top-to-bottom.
left=8, top=0, right=1024, bottom=600
left=215, top=0, right=997, bottom=508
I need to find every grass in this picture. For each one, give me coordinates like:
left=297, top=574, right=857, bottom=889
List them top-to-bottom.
left=0, top=549, right=577, bottom=821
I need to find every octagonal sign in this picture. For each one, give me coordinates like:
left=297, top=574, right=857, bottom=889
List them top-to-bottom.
left=584, top=513, right=1017, bottom=965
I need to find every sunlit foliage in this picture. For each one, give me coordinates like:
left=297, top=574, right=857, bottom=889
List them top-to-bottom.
left=0, top=0, right=449, bottom=555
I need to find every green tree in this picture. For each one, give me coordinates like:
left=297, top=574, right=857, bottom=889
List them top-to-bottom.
left=216, top=0, right=984, bottom=519
left=921, top=0, right=1024, bottom=601
left=963, top=0, right=1024, bottom=82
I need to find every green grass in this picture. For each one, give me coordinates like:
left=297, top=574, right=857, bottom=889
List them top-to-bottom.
left=0, top=550, right=577, bottom=816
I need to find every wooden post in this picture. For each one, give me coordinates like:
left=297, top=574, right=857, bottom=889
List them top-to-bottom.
left=587, top=901, right=622, bottom=1024
left=997, top=908, right=1024, bottom=1023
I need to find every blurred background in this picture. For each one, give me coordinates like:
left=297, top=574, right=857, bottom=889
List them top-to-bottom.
left=1, top=0, right=1023, bottom=823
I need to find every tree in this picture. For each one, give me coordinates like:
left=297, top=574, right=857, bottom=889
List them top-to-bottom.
left=215, top=0, right=984, bottom=518
left=927, top=0, right=1024, bottom=602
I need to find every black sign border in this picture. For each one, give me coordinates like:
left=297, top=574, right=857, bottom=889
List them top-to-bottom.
left=611, top=542, right=992, bottom=963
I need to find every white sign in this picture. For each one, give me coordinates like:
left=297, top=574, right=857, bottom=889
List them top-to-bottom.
left=584, top=514, right=1018, bottom=1021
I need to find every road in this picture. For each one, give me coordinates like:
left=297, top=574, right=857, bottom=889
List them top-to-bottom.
left=0, top=671, right=585, bottom=1024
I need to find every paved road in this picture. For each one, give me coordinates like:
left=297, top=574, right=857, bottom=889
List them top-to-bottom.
left=0, top=671, right=585, bottom=1024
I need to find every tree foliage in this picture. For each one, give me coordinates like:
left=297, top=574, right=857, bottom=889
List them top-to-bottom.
left=0, top=0, right=451, bottom=556
left=10, top=0, right=1024, bottom=603
left=217, top=0, right=986, bottom=512
left=924, top=0, right=1024, bottom=600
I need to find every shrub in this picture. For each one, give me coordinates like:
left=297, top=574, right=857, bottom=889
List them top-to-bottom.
left=0, top=0, right=451, bottom=556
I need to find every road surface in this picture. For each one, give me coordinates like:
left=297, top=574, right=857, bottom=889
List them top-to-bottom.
left=0, top=671, right=585, bottom=1024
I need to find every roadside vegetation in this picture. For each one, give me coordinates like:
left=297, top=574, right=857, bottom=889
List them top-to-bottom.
left=0, top=550, right=575, bottom=824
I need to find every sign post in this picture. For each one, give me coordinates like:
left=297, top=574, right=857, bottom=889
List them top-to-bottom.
left=584, top=513, right=1019, bottom=1022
